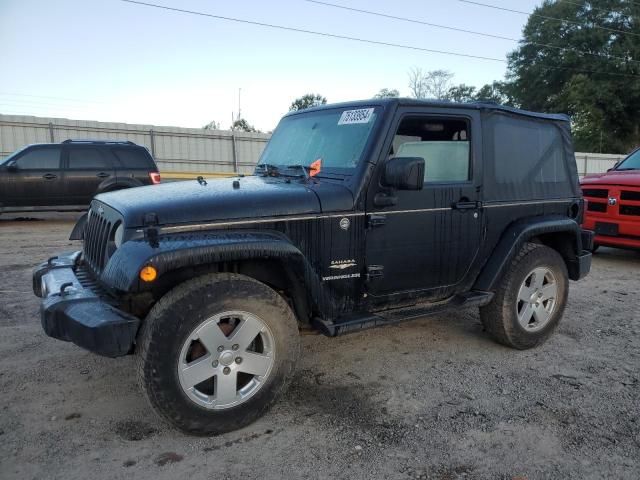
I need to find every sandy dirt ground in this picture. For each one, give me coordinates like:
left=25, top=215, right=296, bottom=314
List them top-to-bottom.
left=0, top=214, right=639, bottom=480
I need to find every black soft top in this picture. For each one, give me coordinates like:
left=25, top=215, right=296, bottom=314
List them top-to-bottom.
left=285, top=98, right=571, bottom=123
left=286, top=98, right=579, bottom=202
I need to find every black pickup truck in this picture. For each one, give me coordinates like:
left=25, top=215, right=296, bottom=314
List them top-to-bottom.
left=33, top=99, right=593, bottom=435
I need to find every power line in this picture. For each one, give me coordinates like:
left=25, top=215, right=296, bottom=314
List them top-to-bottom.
left=119, top=0, right=640, bottom=78
left=305, top=0, right=639, bottom=65
left=458, top=0, right=640, bottom=37
left=557, top=0, right=634, bottom=15
left=120, top=1, right=506, bottom=63
left=0, top=92, right=107, bottom=105
left=0, top=99, right=96, bottom=111
left=0, top=106, right=91, bottom=117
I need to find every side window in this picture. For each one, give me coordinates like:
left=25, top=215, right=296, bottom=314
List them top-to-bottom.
left=391, top=117, right=470, bottom=183
left=492, top=118, right=567, bottom=184
left=15, top=147, right=61, bottom=169
left=68, top=148, right=111, bottom=169
left=112, top=148, right=152, bottom=169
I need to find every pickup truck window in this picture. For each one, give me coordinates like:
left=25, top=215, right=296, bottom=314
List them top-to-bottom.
left=258, top=107, right=379, bottom=174
left=15, top=147, right=61, bottom=169
left=616, top=148, right=640, bottom=170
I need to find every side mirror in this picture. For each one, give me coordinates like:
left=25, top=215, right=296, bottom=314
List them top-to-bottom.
left=382, top=157, right=424, bottom=190
left=6, top=160, right=17, bottom=172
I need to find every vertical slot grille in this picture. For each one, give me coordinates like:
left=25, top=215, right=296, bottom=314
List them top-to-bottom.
left=582, top=188, right=608, bottom=199
left=621, top=190, right=640, bottom=201
left=83, top=207, right=112, bottom=274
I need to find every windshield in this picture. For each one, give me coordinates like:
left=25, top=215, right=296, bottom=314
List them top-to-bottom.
left=257, top=106, right=380, bottom=176
left=1, top=146, right=27, bottom=165
left=615, top=148, right=640, bottom=170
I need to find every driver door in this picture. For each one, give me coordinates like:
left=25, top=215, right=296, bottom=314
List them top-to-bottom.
left=365, top=108, right=483, bottom=306
left=2, top=146, right=63, bottom=207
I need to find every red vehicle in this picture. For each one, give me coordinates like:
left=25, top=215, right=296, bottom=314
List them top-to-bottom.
left=581, top=147, right=640, bottom=251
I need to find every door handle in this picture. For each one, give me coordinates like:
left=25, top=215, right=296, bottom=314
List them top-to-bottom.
left=96, top=172, right=110, bottom=178
left=42, top=173, right=57, bottom=180
left=453, top=200, right=479, bottom=210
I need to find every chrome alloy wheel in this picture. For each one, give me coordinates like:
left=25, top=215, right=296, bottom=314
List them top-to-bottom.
left=516, top=267, right=558, bottom=332
left=178, top=311, right=275, bottom=410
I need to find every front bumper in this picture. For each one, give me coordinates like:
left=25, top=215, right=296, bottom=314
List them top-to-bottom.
left=32, top=252, right=140, bottom=358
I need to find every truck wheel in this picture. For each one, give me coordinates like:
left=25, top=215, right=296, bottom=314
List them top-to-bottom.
left=480, top=243, right=568, bottom=350
left=136, top=273, right=300, bottom=435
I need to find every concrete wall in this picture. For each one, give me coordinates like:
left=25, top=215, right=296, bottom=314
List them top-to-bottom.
left=0, top=114, right=630, bottom=177
left=574, top=152, right=627, bottom=177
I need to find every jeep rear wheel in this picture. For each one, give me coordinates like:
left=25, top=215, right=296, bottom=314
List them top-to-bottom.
left=480, top=243, right=568, bottom=350
left=136, top=273, right=300, bottom=435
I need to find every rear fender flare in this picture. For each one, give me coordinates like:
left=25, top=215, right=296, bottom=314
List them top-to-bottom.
left=97, top=177, right=144, bottom=194
left=473, top=215, right=583, bottom=291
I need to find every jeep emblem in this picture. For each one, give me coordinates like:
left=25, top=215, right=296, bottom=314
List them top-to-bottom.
left=608, top=197, right=617, bottom=206
left=339, top=217, right=350, bottom=230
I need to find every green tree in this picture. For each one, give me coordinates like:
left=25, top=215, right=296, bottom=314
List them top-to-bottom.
left=506, top=0, right=640, bottom=153
left=474, top=81, right=514, bottom=105
left=446, top=84, right=477, bottom=103
left=373, top=88, right=400, bottom=98
left=289, top=94, right=327, bottom=111
left=231, top=118, right=258, bottom=133
left=202, top=120, right=220, bottom=130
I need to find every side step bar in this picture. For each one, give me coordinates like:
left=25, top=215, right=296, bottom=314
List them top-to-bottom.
left=314, top=291, right=493, bottom=337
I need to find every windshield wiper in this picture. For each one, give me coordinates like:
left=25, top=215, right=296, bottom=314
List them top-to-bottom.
left=255, top=163, right=281, bottom=176
left=283, top=164, right=310, bottom=181
left=615, top=167, right=639, bottom=171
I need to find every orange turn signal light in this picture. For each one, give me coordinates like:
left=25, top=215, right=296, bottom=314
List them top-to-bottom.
left=139, top=265, right=158, bottom=282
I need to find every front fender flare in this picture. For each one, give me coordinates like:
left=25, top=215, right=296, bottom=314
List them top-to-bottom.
left=69, top=213, right=88, bottom=240
left=101, top=231, right=313, bottom=293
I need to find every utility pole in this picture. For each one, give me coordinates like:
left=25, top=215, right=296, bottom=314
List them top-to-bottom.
left=238, top=88, right=242, bottom=121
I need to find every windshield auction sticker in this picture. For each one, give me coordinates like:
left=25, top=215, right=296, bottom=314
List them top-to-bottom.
left=338, top=108, right=374, bottom=125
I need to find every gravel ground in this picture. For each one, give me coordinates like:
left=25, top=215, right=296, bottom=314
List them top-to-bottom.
left=0, top=214, right=639, bottom=480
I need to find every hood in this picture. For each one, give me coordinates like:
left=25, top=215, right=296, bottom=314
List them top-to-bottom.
left=580, top=170, right=640, bottom=188
left=95, top=175, right=353, bottom=227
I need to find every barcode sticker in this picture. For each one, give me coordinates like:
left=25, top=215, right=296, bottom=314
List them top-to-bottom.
left=338, top=108, right=374, bottom=125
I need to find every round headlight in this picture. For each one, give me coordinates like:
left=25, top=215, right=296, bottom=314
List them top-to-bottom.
left=114, top=224, right=124, bottom=248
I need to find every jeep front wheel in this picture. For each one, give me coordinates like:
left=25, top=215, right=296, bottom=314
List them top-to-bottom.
left=480, top=243, right=568, bottom=350
left=136, top=273, right=300, bottom=435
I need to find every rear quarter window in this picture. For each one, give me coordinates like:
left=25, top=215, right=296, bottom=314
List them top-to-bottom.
left=493, top=120, right=567, bottom=184
left=112, top=148, right=155, bottom=169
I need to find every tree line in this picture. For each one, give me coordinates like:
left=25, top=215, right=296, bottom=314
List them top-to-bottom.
left=205, top=0, right=638, bottom=153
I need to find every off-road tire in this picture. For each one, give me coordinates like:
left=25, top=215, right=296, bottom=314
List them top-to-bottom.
left=480, top=243, right=569, bottom=350
left=136, top=273, right=300, bottom=435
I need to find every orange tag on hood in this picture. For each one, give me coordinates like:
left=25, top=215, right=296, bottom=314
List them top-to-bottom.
left=309, top=158, right=322, bottom=177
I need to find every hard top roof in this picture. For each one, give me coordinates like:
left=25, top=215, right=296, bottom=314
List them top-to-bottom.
left=285, top=98, right=571, bottom=122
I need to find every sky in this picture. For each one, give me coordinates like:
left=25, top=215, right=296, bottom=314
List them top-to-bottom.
left=0, top=0, right=542, bottom=132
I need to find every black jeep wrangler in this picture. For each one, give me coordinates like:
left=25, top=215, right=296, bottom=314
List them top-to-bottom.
left=33, top=99, right=593, bottom=435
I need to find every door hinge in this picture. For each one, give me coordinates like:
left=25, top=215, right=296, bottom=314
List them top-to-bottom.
left=367, top=214, right=386, bottom=228
left=365, top=265, right=384, bottom=281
